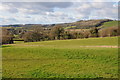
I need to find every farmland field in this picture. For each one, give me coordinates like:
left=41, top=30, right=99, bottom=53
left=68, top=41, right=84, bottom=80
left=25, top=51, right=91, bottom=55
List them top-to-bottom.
left=99, top=21, right=118, bottom=28
left=2, top=37, right=119, bottom=78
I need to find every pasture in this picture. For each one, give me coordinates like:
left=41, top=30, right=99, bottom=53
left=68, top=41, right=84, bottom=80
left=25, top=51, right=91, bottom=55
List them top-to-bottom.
left=100, top=21, right=118, bottom=28
left=2, top=37, right=118, bottom=78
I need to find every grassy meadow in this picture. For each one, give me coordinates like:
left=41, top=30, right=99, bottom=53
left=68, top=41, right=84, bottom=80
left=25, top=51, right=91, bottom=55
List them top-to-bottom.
left=99, top=21, right=118, bottom=28
left=2, top=37, right=118, bottom=78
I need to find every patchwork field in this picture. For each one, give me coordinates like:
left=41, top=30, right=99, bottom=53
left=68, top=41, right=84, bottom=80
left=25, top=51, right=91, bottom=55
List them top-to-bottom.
left=2, top=37, right=119, bottom=78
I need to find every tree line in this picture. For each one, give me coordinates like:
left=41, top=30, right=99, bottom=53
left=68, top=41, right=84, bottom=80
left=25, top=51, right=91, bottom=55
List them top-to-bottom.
left=0, top=25, right=119, bottom=44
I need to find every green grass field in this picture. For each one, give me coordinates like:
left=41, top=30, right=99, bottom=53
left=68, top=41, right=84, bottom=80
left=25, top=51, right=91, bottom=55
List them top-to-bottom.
left=100, top=21, right=118, bottom=28
left=64, top=26, right=77, bottom=29
left=2, top=37, right=118, bottom=78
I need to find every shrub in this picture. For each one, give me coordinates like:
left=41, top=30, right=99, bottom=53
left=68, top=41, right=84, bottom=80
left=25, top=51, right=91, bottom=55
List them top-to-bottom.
left=50, top=26, right=64, bottom=40
left=89, top=27, right=99, bottom=37
left=99, top=27, right=118, bottom=37
left=0, top=28, right=14, bottom=44
left=22, top=31, right=43, bottom=42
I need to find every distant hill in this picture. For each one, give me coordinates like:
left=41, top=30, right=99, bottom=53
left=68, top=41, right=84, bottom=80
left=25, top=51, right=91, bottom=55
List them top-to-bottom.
left=2, top=19, right=116, bottom=29
left=56, top=19, right=113, bottom=29
left=99, top=21, right=118, bottom=28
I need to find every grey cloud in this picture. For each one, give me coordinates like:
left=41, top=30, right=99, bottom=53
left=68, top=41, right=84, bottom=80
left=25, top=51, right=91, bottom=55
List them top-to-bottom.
left=0, top=2, right=118, bottom=25
left=2, top=2, right=73, bottom=14
left=40, top=2, right=73, bottom=8
left=74, top=2, right=117, bottom=19
left=25, top=16, right=31, bottom=18
left=1, top=17, right=18, bottom=25
left=4, top=18, right=18, bottom=22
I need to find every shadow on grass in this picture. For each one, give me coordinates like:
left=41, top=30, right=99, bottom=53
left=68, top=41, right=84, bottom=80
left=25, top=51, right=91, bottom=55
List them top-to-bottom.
left=1, top=45, right=11, bottom=48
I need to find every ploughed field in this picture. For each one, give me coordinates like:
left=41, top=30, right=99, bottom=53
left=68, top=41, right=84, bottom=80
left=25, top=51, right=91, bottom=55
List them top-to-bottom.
left=2, top=37, right=118, bottom=78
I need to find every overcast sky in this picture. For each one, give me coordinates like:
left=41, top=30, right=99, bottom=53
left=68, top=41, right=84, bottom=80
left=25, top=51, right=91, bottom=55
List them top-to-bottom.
left=0, top=0, right=119, bottom=25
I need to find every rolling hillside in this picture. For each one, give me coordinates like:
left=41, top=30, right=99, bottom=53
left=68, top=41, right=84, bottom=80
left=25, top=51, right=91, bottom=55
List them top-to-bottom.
left=2, top=19, right=113, bottom=29
left=99, top=21, right=118, bottom=28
